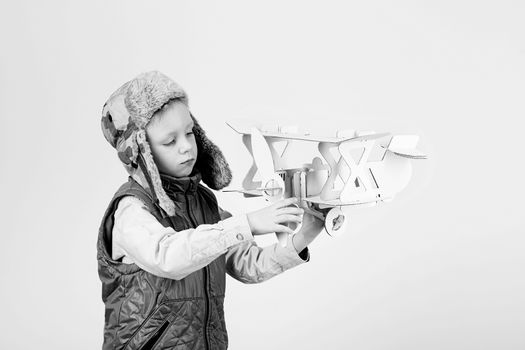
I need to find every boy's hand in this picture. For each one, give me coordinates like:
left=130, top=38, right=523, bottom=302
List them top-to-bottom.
left=247, top=198, right=304, bottom=235
left=291, top=212, right=325, bottom=253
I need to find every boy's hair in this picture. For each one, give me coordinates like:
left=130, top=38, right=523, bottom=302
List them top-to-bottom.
left=101, top=71, right=232, bottom=217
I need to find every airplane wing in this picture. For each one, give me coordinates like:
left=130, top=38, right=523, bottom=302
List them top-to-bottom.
left=227, top=121, right=390, bottom=144
left=383, top=135, right=427, bottom=159
left=386, top=149, right=427, bottom=159
left=222, top=185, right=283, bottom=197
left=222, top=189, right=262, bottom=197
left=304, top=195, right=392, bottom=207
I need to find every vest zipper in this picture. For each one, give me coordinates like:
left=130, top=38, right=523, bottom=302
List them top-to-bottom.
left=185, top=191, right=210, bottom=350
left=204, top=265, right=211, bottom=350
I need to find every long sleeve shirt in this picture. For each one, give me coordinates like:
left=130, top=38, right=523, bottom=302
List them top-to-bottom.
left=112, top=195, right=309, bottom=283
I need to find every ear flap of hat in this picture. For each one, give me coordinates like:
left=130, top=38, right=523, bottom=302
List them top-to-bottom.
left=102, top=70, right=231, bottom=216
left=191, top=114, right=232, bottom=190
left=133, top=129, right=176, bottom=217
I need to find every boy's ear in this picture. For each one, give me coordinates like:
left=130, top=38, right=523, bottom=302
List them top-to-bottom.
left=191, top=114, right=232, bottom=190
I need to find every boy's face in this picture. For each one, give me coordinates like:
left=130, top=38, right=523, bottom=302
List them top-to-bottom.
left=146, top=101, right=197, bottom=178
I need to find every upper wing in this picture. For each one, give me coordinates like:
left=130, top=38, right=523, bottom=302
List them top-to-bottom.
left=227, top=121, right=390, bottom=144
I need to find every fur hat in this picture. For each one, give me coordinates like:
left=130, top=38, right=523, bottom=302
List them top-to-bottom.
left=101, top=71, right=232, bottom=217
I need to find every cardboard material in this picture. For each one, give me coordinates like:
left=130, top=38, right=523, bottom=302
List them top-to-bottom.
left=224, top=121, right=427, bottom=238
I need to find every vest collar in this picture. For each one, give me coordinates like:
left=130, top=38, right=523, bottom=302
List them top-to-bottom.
left=160, top=170, right=202, bottom=196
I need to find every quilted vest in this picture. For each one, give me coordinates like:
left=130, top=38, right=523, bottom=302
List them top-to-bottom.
left=97, top=173, right=228, bottom=350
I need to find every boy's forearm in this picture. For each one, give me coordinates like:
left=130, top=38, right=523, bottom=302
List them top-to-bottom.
left=291, top=214, right=325, bottom=252
left=291, top=232, right=312, bottom=253
left=225, top=234, right=308, bottom=284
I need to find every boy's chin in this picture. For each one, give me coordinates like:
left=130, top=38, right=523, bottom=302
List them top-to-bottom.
left=169, top=166, right=195, bottom=178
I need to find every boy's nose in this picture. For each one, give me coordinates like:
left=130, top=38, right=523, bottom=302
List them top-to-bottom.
left=179, top=139, right=193, bottom=154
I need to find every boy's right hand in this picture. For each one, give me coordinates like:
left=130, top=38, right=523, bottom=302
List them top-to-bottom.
left=246, top=198, right=304, bottom=235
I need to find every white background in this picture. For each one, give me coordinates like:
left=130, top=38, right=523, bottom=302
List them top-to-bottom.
left=1, top=1, right=524, bottom=349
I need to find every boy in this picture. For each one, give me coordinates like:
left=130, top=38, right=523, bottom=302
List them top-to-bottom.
left=98, top=71, right=323, bottom=349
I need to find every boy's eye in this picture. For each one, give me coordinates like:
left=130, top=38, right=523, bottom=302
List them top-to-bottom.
left=186, top=131, right=194, bottom=136
left=165, top=139, right=175, bottom=146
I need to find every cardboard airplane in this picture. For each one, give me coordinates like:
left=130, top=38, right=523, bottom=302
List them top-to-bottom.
left=223, top=120, right=427, bottom=244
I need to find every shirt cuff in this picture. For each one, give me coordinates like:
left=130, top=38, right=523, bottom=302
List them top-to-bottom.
left=218, top=214, right=254, bottom=247
left=272, top=234, right=311, bottom=271
left=290, top=234, right=310, bottom=262
left=297, top=246, right=310, bottom=261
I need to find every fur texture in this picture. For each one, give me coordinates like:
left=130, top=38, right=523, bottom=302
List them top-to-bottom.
left=101, top=71, right=232, bottom=217
left=192, top=115, right=233, bottom=190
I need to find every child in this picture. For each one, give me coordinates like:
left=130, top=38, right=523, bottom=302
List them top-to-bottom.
left=97, top=71, right=324, bottom=350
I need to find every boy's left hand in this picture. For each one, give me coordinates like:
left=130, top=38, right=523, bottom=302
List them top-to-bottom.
left=291, top=212, right=324, bottom=253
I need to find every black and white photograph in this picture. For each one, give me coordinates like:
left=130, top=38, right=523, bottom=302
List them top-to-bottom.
left=1, top=1, right=523, bottom=349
